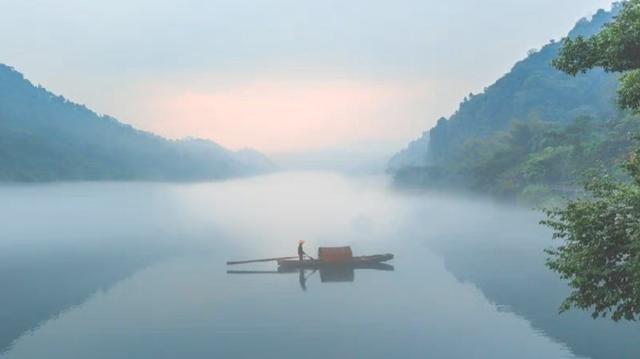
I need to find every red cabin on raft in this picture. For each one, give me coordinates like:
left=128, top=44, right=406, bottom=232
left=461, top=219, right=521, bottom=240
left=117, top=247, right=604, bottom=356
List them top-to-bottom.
left=318, top=246, right=353, bottom=262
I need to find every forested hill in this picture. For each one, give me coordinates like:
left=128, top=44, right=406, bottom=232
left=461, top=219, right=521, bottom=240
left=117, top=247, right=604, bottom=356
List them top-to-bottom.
left=387, top=4, right=640, bottom=204
left=389, top=6, right=620, bottom=169
left=0, top=64, right=274, bottom=181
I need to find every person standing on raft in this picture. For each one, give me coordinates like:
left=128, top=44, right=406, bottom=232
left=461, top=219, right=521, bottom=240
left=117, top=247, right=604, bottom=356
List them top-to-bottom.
left=298, top=240, right=307, bottom=261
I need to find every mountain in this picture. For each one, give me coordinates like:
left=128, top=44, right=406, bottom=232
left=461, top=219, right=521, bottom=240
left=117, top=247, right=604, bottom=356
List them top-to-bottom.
left=386, top=5, right=640, bottom=203
left=389, top=6, right=621, bottom=172
left=0, top=64, right=274, bottom=181
left=387, top=131, right=431, bottom=172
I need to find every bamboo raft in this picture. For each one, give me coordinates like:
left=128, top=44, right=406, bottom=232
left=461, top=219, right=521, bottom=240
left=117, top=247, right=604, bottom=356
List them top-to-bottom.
left=227, top=246, right=394, bottom=269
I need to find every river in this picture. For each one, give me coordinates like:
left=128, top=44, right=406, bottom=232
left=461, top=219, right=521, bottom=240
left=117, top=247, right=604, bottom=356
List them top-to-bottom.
left=0, top=172, right=637, bottom=358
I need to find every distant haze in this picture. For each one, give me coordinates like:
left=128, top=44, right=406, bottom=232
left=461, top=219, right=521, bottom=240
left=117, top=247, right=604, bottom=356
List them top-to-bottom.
left=0, top=0, right=613, bottom=155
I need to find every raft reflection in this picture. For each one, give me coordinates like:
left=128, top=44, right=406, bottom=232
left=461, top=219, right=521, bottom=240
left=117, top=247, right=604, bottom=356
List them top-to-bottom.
left=227, top=263, right=394, bottom=290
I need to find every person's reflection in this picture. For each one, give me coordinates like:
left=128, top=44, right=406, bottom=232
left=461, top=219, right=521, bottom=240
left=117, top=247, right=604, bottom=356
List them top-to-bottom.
left=298, top=269, right=317, bottom=291
left=298, top=269, right=307, bottom=291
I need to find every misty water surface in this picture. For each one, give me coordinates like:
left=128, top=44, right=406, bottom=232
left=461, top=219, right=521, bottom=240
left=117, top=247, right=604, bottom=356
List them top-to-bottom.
left=0, top=172, right=638, bottom=358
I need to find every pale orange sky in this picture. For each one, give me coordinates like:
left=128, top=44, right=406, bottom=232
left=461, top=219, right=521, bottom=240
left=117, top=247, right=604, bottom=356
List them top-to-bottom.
left=120, top=76, right=439, bottom=154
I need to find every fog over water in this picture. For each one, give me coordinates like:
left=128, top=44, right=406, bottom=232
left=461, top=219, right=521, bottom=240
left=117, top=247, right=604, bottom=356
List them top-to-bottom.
left=0, top=172, right=638, bottom=358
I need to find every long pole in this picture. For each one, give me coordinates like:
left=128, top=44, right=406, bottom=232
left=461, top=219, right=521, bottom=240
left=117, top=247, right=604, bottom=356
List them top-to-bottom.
left=226, top=256, right=298, bottom=265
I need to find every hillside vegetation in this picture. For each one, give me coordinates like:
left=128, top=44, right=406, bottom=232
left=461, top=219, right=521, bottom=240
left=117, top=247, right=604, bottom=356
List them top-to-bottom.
left=388, top=5, right=636, bottom=204
left=0, top=64, right=273, bottom=181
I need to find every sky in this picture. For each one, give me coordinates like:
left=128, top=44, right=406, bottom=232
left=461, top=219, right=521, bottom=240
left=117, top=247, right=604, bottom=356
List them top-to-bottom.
left=0, top=0, right=614, bottom=156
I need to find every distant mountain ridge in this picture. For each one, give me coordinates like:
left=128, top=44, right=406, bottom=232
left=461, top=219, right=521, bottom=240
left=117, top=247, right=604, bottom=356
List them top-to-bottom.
left=389, top=5, right=621, bottom=171
left=0, top=64, right=274, bottom=181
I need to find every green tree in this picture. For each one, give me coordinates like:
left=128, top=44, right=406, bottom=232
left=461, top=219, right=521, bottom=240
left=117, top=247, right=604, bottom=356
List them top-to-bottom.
left=545, top=0, right=640, bottom=320
left=553, top=0, right=640, bottom=111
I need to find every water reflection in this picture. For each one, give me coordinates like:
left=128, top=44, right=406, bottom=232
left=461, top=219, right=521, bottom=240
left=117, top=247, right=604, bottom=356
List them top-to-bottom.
left=0, top=183, right=187, bottom=355
left=407, top=200, right=640, bottom=359
left=437, top=242, right=640, bottom=359
left=0, top=247, right=165, bottom=354
left=227, top=263, right=394, bottom=291
left=299, top=269, right=313, bottom=290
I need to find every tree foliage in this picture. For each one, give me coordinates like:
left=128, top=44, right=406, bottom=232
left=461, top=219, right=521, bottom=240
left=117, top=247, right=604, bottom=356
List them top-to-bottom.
left=544, top=0, right=640, bottom=320
left=553, top=0, right=640, bottom=111
left=393, top=114, right=640, bottom=205
left=542, top=153, right=640, bottom=321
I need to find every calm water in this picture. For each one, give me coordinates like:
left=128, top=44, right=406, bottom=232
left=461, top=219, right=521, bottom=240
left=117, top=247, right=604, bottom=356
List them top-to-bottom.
left=0, top=172, right=638, bottom=358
